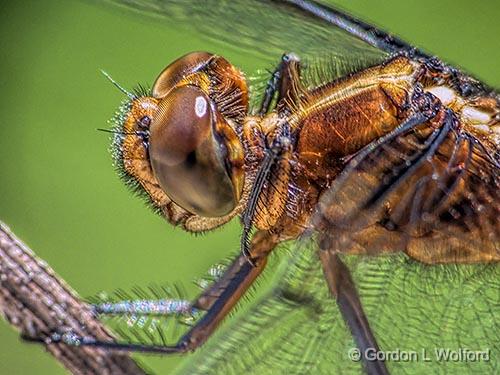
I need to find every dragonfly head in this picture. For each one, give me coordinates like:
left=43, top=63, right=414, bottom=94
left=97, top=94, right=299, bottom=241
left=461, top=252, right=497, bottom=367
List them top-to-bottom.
left=110, top=52, right=249, bottom=227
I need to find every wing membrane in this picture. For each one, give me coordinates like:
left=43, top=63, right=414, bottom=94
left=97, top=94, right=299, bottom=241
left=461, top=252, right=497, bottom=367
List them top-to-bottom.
left=107, top=0, right=385, bottom=62
left=178, top=245, right=499, bottom=374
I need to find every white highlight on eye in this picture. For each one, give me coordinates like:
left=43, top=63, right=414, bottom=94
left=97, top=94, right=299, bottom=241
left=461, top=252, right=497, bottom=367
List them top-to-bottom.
left=195, top=96, right=207, bottom=118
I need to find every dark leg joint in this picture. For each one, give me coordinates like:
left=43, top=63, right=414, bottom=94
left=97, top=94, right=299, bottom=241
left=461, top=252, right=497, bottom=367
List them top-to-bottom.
left=258, top=53, right=301, bottom=115
left=411, top=86, right=444, bottom=120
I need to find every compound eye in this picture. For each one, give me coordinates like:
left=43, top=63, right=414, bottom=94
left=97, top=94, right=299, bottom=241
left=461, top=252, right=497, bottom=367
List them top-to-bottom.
left=152, top=52, right=213, bottom=99
left=148, top=85, right=238, bottom=217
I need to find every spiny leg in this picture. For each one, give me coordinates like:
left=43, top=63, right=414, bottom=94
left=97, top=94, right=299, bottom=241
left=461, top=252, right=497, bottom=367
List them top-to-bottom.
left=258, top=52, right=302, bottom=115
left=23, top=231, right=278, bottom=354
left=319, top=250, right=389, bottom=375
left=91, top=298, right=194, bottom=317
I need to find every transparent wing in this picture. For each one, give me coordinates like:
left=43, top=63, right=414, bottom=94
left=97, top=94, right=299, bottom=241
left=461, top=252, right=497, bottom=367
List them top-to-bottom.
left=107, top=0, right=386, bottom=62
left=178, top=243, right=499, bottom=374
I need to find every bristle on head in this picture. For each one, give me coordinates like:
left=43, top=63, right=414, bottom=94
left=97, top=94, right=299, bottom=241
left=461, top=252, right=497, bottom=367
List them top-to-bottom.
left=101, top=69, right=136, bottom=99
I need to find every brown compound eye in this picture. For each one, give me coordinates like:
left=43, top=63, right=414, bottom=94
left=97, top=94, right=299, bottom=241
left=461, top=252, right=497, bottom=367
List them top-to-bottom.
left=152, top=51, right=213, bottom=99
left=149, top=85, right=242, bottom=217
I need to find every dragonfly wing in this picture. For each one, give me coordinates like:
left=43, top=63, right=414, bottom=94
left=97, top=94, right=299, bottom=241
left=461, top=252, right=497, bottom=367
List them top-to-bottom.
left=108, top=0, right=386, bottom=61
left=316, top=117, right=500, bottom=263
left=177, top=243, right=499, bottom=374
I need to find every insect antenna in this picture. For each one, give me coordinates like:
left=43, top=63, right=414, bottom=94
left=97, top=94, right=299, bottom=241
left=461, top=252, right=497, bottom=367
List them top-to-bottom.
left=100, top=69, right=136, bottom=99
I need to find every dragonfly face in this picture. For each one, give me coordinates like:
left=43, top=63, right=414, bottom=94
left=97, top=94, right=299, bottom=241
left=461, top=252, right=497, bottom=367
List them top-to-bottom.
left=115, top=52, right=248, bottom=220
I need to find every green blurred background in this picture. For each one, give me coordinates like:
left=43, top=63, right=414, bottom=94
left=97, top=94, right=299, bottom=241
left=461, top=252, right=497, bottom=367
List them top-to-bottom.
left=0, top=1, right=498, bottom=374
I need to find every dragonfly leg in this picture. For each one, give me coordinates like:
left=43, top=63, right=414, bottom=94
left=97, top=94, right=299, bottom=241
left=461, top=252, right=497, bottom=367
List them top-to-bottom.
left=258, top=52, right=302, bottom=115
left=23, top=231, right=277, bottom=354
left=318, top=249, right=389, bottom=375
left=91, top=298, right=195, bottom=317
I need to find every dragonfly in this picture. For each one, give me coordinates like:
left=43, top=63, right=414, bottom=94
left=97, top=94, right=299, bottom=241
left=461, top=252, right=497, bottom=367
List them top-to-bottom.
left=26, top=1, right=498, bottom=374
